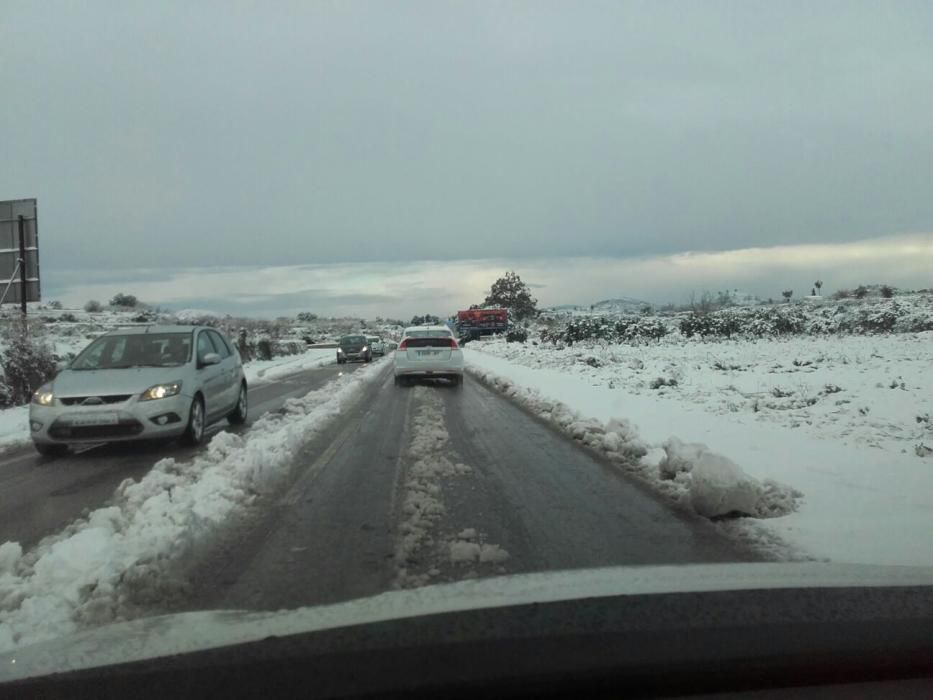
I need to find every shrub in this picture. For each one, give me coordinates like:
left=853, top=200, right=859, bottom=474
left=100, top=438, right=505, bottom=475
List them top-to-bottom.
left=854, top=285, right=869, bottom=299
left=880, top=285, right=895, bottom=299
left=832, top=289, right=851, bottom=300
left=110, top=293, right=138, bottom=308
left=47, top=300, right=63, bottom=310
left=84, top=300, right=103, bottom=312
left=60, top=312, right=78, bottom=323
left=0, top=324, right=58, bottom=407
left=506, top=327, right=528, bottom=343
left=257, top=338, right=273, bottom=361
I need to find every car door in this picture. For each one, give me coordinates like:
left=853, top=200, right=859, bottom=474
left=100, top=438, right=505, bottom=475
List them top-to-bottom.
left=208, top=329, right=238, bottom=411
left=195, top=330, right=226, bottom=421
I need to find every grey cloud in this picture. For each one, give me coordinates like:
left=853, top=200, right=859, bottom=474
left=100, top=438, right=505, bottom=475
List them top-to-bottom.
left=3, top=1, right=932, bottom=279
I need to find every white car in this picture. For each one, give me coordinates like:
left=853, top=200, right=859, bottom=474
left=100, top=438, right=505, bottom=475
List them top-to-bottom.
left=29, top=325, right=247, bottom=456
left=393, top=325, right=464, bottom=386
left=367, top=336, right=386, bottom=356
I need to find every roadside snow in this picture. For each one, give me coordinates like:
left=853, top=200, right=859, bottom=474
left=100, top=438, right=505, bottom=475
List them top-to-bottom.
left=465, top=345, right=933, bottom=567
left=242, top=348, right=335, bottom=385
left=0, top=361, right=384, bottom=653
left=0, top=406, right=29, bottom=453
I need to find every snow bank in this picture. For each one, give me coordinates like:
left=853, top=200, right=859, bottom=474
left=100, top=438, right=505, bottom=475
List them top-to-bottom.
left=465, top=347, right=933, bottom=567
left=243, top=348, right=335, bottom=385
left=0, top=361, right=385, bottom=653
left=467, top=362, right=801, bottom=525
left=0, top=405, right=29, bottom=454
left=690, top=453, right=764, bottom=519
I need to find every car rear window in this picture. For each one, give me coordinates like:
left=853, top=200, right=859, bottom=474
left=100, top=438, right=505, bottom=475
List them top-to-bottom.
left=405, top=329, right=453, bottom=338
left=404, top=337, right=455, bottom=348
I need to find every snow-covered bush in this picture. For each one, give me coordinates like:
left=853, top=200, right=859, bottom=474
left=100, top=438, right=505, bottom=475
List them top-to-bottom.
left=543, top=293, right=933, bottom=345
left=0, top=323, right=57, bottom=407
left=506, top=327, right=528, bottom=343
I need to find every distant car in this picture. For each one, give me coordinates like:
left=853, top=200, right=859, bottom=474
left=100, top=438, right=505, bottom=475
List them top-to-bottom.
left=29, top=325, right=248, bottom=457
left=393, top=325, right=464, bottom=386
left=337, top=334, right=372, bottom=364
left=367, top=336, right=386, bottom=356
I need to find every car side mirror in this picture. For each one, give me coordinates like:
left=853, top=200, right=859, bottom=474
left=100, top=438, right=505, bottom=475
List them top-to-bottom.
left=199, top=352, right=221, bottom=368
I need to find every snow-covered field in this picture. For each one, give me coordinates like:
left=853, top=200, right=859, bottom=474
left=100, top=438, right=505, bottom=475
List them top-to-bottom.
left=464, top=333, right=933, bottom=567
left=0, top=361, right=385, bottom=652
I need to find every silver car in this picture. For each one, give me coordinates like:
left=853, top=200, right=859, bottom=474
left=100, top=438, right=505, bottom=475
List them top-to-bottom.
left=29, top=325, right=248, bottom=456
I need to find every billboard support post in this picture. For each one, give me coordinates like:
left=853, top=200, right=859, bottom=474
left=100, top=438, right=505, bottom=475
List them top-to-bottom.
left=17, top=215, right=27, bottom=317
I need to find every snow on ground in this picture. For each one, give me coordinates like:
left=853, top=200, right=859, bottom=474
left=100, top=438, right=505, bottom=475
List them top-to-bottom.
left=472, top=333, right=932, bottom=456
left=464, top=338, right=933, bottom=567
left=242, top=348, right=335, bottom=385
left=0, top=361, right=385, bottom=653
left=394, top=387, right=507, bottom=588
left=0, top=406, right=30, bottom=452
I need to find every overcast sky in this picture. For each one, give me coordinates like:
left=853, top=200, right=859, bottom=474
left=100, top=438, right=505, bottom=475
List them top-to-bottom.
left=2, top=1, right=932, bottom=316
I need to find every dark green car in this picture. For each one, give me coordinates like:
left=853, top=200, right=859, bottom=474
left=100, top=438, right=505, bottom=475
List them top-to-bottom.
left=336, top=334, right=373, bottom=364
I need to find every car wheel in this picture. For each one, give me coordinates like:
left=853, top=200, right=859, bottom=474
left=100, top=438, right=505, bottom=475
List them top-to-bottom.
left=228, top=383, right=248, bottom=425
left=182, top=396, right=206, bottom=446
left=34, top=442, right=68, bottom=458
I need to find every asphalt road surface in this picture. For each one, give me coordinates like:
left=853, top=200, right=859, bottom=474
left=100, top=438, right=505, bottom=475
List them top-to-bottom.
left=0, top=361, right=364, bottom=549
left=171, top=364, right=760, bottom=614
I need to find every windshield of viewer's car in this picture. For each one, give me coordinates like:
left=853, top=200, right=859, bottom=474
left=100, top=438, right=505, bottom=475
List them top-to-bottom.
left=3, top=0, right=933, bottom=685
left=71, top=333, right=193, bottom=370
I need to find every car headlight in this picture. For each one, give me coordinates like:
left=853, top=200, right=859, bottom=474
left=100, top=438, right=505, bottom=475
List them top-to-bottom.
left=361, top=346, right=368, bottom=352
left=337, top=348, right=344, bottom=353
left=141, top=382, right=183, bottom=401
left=32, top=385, right=54, bottom=406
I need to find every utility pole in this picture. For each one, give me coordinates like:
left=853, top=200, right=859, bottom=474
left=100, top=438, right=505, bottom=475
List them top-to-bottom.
left=17, top=215, right=28, bottom=318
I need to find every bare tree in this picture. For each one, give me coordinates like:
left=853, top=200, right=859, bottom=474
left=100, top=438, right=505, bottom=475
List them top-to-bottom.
left=782, top=289, right=793, bottom=303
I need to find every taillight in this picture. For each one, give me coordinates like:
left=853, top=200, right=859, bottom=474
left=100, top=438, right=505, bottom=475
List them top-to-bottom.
left=449, top=338, right=459, bottom=349
left=399, top=339, right=409, bottom=350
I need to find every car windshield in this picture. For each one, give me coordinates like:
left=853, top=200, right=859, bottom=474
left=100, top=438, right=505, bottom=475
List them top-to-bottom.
left=4, top=1, right=933, bottom=688
left=71, top=333, right=193, bottom=370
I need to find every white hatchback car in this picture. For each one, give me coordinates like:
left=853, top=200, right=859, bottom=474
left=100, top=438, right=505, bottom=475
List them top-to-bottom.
left=29, top=325, right=247, bottom=456
left=393, top=325, right=464, bottom=386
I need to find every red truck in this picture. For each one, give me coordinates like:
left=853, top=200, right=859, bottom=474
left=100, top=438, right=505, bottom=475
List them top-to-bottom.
left=456, top=308, right=508, bottom=339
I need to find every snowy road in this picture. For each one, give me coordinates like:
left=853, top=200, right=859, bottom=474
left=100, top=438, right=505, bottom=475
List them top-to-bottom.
left=0, top=361, right=362, bottom=549
left=168, top=365, right=760, bottom=614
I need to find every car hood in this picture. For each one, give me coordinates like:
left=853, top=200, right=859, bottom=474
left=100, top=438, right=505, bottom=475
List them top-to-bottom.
left=51, top=368, right=186, bottom=398
left=3, top=561, right=933, bottom=683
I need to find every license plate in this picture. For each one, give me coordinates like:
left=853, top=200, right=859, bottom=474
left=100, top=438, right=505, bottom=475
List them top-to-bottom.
left=417, top=350, right=440, bottom=356
left=70, top=412, right=120, bottom=426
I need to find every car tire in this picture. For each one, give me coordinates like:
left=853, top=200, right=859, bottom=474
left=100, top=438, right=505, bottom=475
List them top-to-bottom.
left=228, top=383, right=248, bottom=425
left=181, top=396, right=206, bottom=446
left=34, top=442, right=68, bottom=458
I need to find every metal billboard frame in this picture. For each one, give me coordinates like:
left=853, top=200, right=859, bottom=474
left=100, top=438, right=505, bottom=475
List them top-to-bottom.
left=0, top=198, right=41, bottom=314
